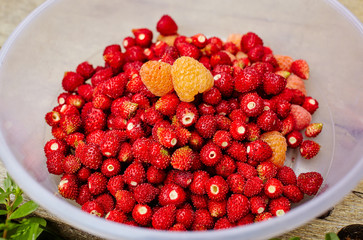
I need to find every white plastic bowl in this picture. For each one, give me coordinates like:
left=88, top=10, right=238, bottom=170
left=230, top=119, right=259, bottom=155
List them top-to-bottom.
left=0, top=0, right=363, bottom=239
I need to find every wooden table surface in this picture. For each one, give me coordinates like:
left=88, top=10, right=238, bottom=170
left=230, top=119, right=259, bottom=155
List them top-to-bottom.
left=0, top=0, right=362, bottom=239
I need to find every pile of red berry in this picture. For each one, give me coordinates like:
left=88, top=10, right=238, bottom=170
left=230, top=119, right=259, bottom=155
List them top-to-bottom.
left=43, top=15, right=324, bottom=230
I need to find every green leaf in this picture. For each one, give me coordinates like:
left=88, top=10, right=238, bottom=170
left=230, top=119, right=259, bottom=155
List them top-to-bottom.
left=3, top=176, right=12, bottom=191
left=0, top=191, right=10, bottom=204
left=12, top=194, right=23, bottom=210
left=8, top=201, right=38, bottom=220
left=0, top=210, right=8, bottom=215
left=325, top=232, right=340, bottom=240
left=289, top=237, right=301, bottom=240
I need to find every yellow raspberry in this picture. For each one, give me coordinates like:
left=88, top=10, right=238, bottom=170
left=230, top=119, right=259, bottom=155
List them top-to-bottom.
left=274, top=55, right=293, bottom=71
left=171, top=56, right=214, bottom=102
left=139, top=60, right=174, bottom=97
left=286, top=74, right=307, bottom=95
left=260, top=131, right=287, bottom=167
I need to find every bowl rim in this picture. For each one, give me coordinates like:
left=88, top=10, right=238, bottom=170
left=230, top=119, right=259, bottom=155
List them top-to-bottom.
left=1, top=0, right=363, bottom=239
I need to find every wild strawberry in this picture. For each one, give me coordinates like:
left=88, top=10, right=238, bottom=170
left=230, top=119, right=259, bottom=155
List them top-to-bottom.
left=156, top=15, right=178, bottom=36
left=241, top=32, right=263, bottom=53
left=191, top=33, right=207, bottom=48
left=122, top=36, right=136, bottom=49
left=203, top=37, right=223, bottom=56
left=177, top=42, right=201, bottom=60
left=223, top=42, right=239, bottom=55
left=247, top=45, right=265, bottom=62
left=124, top=46, right=147, bottom=62
left=103, top=49, right=124, bottom=70
left=210, top=51, right=232, bottom=68
left=290, top=59, right=309, bottom=79
left=76, top=61, right=94, bottom=79
left=213, top=64, right=234, bottom=75
left=234, top=67, right=262, bottom=93
left=91, top=68, right=113, bottom=87
left=62, top=71, right=84, bottom=92
left=262, top=72, right=286, bottom=95
left=98, top=74, right=128, bottom=99
left=126, top=74, right=144, bottom=94
left=77, top=84, right=93, bottom=102
left=202, top=87, right=222, bottom=105
left=155, top=92, right=180, bottom=116
left=240, top=92, right=264, bottom=117
left=66, top=94, right=85, bottom=110
left=302, top=96, right=319, bottom=114
left=111, top=97, right=138, bottom=119
left=215, top=100, right=231, bottom=116
left=275, top=100, right=291, bottom=119
left=176, top=102, right=199, bottom=127
left=198, top=103, right=215, bottom=115
left=290, top=104, right=312, bottom=131
left=82, top=107, right=107, bottom=134
left=228, top=109, right=247, bottom=123
left=45, top=110, right=61, bottom=127
left=257, top=110, right=279, bottom=132
left=59, top=113, right=82, bottom=135
left=107, top=114, right=127, bottom=130
left=280, top=114, right=296, bottom=136
left=195, top=115, right=217, bottom=139
left=126, top=117, right=145, bottom=142
left=229, top=120, right=248, bottom=141
left=244, top=122, right=260, bottom=142
left=305, top=123, right=323, bottom=138
left=155, top=127, right=177, bottom=148
left=174, top=127, right=191, bottom=147
left=212, top=130, right=232, bottom=149
left=286, top=130, right=303, bottom=148
left=99, top=131, right=121, bottom=158
left=189, top=131, right=204, bottom=151
left=44, top=138, right=67, bottom=158
left=246, top=140, right=273, bottom=162
left=300, top=140, right=320, bottom=159
left=150, top=141, right=171, bottom=169
left=226, top=141, right=247, bottom=162
left=200, top=142, right=222, bottom=166
left=78, top=143, right=103, bottom=170
left=171, top=146, right=194, bottom=171
left=62, top=155, right=81, bottom=174
left=215, top=155, right=236, bottom=178
left=100, top=158, right=121, bottom=177
left=123, top=161, right=145, bottom=187
left=257, top=161, right=277, bottom=181
left=147, top=166, right=166, bottom=184
left=277, top=166, right=297, bottom=186
left=77, top=167, right=91, bottom=182
left=189, top=170, right=210, bottom=195
left=297, top=171, right=323, bottom=195
left=88, top=172, right=107, bottom=196
left=227, top=173, right=245, bottom=194
left=58, top=174, right=79, bottom=200
left=107, top=175, right=124, bottom=197
left=205, top=176, right=229, bottom=201
left=243, top=176, right=264, bottom=197
left=264, top=178, right=284, bottom=198
left=133, top=183, right=159, bottom=204
left=159, top=183, right=186, bottom=206
left=76, top=184, right=92, bottom=206
left=283, top=185, right=304, bottom=203
left=115, top=190, right=136, bottom=213
left=95, top=193, right=115, bottom=213
left=190, top=194, right=209, bottom=209
left=227, top=194, right=250, bottom=223
left=250, top=196, right=267, bottom=214
left=269, top=196, right=291, bottom=216
left=208, top=200, right=227, bottom=218
left=82, top=201, right=104, bottom=217
left=132, top=204, right=153, bottom=226
left=176, top=208, right=194, bottom=229
left=105, top=209, right=128, bottom=223
left=192, top=209, right=214, bottom=230
left=255, top=212, right=273, bottom=222
left=236, top=213, right=255, bottom=226
left=214, top=217, right=234, bottom=230
left=169, top=223, right=187, bottom=231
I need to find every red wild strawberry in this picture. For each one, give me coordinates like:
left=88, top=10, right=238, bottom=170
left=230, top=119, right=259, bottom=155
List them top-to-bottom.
left=156, top=15, right=178, bottom=36
left=132, top=28, right=153, bottom=48
left=241, top=32, right=263, bottom=53
left=191, top=33, right=207, bottom=48
left=122, top=36, right=136, bottom=49
left=203, top=37, right=223, bottom=56
left=151, top=40, right=168, bottom=57
left=223, top=41, right=239, bottom=55
left=177, top=42, right=201, bottom=60
left=247, top=45, right=265, bottom=62
left=124, top=46, right=147, bottom=62
left=103, top=48, right=124, bottom=70
left=210, top=51, right=232, bottom=68
left=290, top=59, right=310, bottom=79
left=76, top=61, right=95, bottom=79
left=234, top=67, right=262, bottom=93
left=91, top=68, right=113, bottom=87
left=62, top=71, right=84, bottom=92
left=262, top=72, right=287, bottom=95
left=213, top=73, right=234, bottom=98
left=97, top=74, right=128, bottom=99
left=202, top=87, right=222, bottom=105
left=57, top=92, right=70, bottom=105
left=155, top=92, right=180, bottom=116
left=240, top=92, right=264, bottom=117
left=131, top=93, right=150, bottom=110
left=66, top=94, right=85, bottom=109
left=92, top=94, right=112, bottom=110
left=302, top=96, right=319, bottom=114
left=111, top=97, right=138, bottom=119
left=215, top=100, right=231, bottom=116
left=275, top=100, right=291, bottom=119
left=176, top=102, right=199, bottom=127
left=198, top=103, right=215, bottom=115
left=82, top=107, right=107, bottom=134
left=143, top=107, right=163, bottom=125
left=229, top=109, right=248, bottom=123
left=45, top=110, right=61, bottom=127
left=257, top=110, right=279, bottom=132
left=59, top=113, right=82, bottom=135
left=107, top=114, right=127, bottom=130
left=280, top=114, right=296, bottom=136
left=195, top=115, right=217, bottom=139
left=126, top=117, right=145, bottom=142
left=229, top=120, right=248, bottom=141
left=245, top=122, right=261, bottom=142
left=305, top=123, right=323, bottom=138
left=156, top=127, right=178, bottom=148
left=174, top=127, right=191, bottom=147
left=99, top=130, right=122, bottom=157
left=213, top=130, right=232, bottom=149
left=286, top=130, right=303, bottom=148
left=189, top=131, right=204, bottom=151
left=130, top=136, right=150, bottom=164
left=44, top=138, right=67, bottom=158
left=246, top=140, right=273, bottom=162
left=300, top=140, right=320, bottom=159
left=150, top=141, right=171, bottom=169
left=226, top=141, right=247, bottom=162
left=118, top=142, right=132, bottom=162
left=200, top=142, right=222, bottom=166
left=78, top=143, right=103, bottom=170
left=171, top=146, right=194, bottom=171
left=62, top=155, right=81, bottom=174
left=215, top=155, right=236, bottom=178
left=101, top=158, right=121, bottom=177
left=123, top=161, right=145, bottom=187
left=257, top=161, right=277, bottom=181
left=146, top=166, right=166, bottom=184
left=277, top=166, right=297, bottom=186
left=77, top=167, right=91, bottom=182
left=173, top=170, right=193, bottom=188
left=189, top=170, right=210, bottom=195
left=297, top=171, right=323, bottom=196
left=88, top=172, right=107, bottom=196
left=227, top=173, right=245, bottom=194
left=58, top=174, right=78, bottom=200
left=107, top=175, right=124, bottom=197
left=205, top=176, right=229, bottom=201
left=243, top=176, right=264, bottom=197
left=264, top=178, right=284, bottom=198
left=133, top=183, right=159, bottom=204
left=159, top=183, right=186, bottom=207
left=76, top=184, right=92, bottom=206
left=283, top=185, right=304, bottom=203
left=115, top=190, right=136, bottom=213
left=95, top=193, right=115, bottom=213
left=190, top=194, right=209, bottom=210
left=227, top=194, right=250, bottom=223
left=250, top=196, right=267, bottom=214
left=269, top=196, right=291, bottom=217
left=208, top=200, right=227, bottom=218
left=82, top=201, right=104, bottom=217
left=132, top=204, right=153, bottom=226
left=152, top=205, right=177, bottom=230
left=176, top=208, right=194, bottom=229
left=192, top=209, right=214, bottom=230
left=105, top=210, right=128, bottom=223
left=255, top=212, right=273, bottom=222
left=236, top=213, right=255, bottom=226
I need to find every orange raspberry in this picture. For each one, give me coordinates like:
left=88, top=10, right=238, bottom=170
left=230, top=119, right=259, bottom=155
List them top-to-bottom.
left=274, top=55, right=293, bottom=71
left=171, top=56, right=214, bottom=102
left=139, top=60, right=173, bottom=97
left=286, top=74, right=307, bottom=95
left=260, top=131, right=287, bottom=167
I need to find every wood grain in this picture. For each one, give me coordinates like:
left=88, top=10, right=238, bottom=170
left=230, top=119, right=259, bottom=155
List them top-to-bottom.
left=0, top=0, right=362, bottom=239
